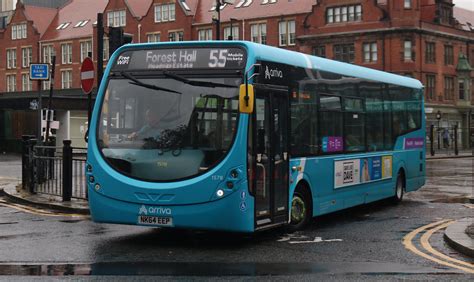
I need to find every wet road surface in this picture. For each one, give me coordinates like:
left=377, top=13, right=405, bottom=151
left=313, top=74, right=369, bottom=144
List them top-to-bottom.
left=0, top=157, right=472, bottom=279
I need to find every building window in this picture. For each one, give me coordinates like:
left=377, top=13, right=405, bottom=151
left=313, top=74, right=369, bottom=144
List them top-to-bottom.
left=404, top=0, right=411, bottom=9
left=154, top=4, right=175, bottom=22
left=326, top=4, right=361, bottom=24
left=440, top=6, right=452, bottom=24
left=107, top=10, right=126, bottom=27
left=278, top=20, right=296, bottom=46
left=11, top=23, right=27, bottom=40
left=250, top=23, right=266, bottom=44
left=223, top=26, right=239, bottom=40
left=198, top=29, right=212, bottom=41
left=168, top=31, right=184, bottom=41
left=147, top=33, right=161, bottom=43
left=103, top=38, right=109, bottom=61
left=403, top=40, right=412, bottom=61
left=80, top=41, right=92, bottom=62
left=363, top=42, right=377, bottom=63
left=425, top=42, right=435, bottom=63
left=61, top=43, right=72, bottom=64
left=333, top=44, right=354, bottom=63
left=42, top=45, right=54, bottom=64
left=312, top=45, right=326, bottom=58
left=444, top=45, right=454, bottom=65
left=21, top=47, right=32, bottom=68
left=6, top=49, right=16, bottom=69
left=61, top=70, right=72, bottom=89
left=22, top=73, right=32, bottom=91
left=426, top=74, right=436, bottom=100
left=6, top=75, right=16, bottom=92
left=444, top=76, right=454, bottom=100
left=458, top=79, right=466, bottom=100
left=42, top=80, right=50, bottom=90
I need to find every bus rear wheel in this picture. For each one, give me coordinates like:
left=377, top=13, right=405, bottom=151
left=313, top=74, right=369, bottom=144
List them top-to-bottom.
left=391, top=172, right=405, bottom=204
left=289, top=187, right=311, bottom=231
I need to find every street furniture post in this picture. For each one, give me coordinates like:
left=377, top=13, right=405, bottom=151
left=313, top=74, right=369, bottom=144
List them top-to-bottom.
left=45, top=54, right=56, bottom=144
left=430, top=124, right=435, bottom=156
left=454, top=125, right=458, bottom=156
left=62, top=140, right=72, bottom=201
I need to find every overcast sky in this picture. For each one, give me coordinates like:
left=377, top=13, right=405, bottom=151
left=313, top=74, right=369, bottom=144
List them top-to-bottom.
left=454, top=0, right=473, bottom=10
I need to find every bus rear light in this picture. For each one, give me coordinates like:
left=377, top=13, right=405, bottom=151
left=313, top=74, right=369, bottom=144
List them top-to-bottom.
left=226, top=181, right=234, bottom=189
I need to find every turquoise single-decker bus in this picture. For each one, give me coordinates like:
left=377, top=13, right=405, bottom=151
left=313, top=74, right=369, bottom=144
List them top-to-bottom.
left=87, top=41, right=425, bottom=232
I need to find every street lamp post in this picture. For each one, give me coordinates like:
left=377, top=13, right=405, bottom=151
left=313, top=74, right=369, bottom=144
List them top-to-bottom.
left=213, top=0, right=234, bottom=40
left=436, top=111, right=442, bottom=150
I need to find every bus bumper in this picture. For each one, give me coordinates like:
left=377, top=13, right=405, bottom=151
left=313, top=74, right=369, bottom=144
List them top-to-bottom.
left=88, top=185, right=255, bottom=233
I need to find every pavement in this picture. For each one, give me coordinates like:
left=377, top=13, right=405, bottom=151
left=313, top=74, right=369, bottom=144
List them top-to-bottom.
left=0, top=152, right=473, bottom=258
left=444, top=218, right=474, bottom=258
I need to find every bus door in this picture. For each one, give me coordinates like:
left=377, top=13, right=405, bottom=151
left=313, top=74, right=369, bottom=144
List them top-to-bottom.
left=253, top=88, right=289, bottom=229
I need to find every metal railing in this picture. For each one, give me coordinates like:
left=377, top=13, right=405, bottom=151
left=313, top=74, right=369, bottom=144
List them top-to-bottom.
left=427, top=125, right=473, bottom=157
left=22, top=136, right=88, bottom=201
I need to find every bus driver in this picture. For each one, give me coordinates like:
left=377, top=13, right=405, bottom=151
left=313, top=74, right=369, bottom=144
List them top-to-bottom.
left=128, top=109, right=162, bottom=140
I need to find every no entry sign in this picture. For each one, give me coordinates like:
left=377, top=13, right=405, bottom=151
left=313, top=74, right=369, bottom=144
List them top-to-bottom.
left=81, top=57, right=95, bottom=94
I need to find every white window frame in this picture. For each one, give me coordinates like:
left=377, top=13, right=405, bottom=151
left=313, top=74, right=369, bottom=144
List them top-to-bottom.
left=404, top=0, right=411, bottom=9
left=107, top=10, right=126, bottom=27
left=11, top=23, right=27, bottom=40
left=250, top=23, right=266, bottom=44
left=223, top=26, right=239, bottom=40
left=198, top=29, right=212, bottom=41
left=168, top=30, right=184, bottom=42
left=147, top=33, right=161, bottom=43
left=103, top=38, right=110, bottom=61
left=80, top=40, right=92, bottom=62
left=404, top=40, right=412, bottom=61
left=363, top=42, right=377, bottom=63
left=61, top=43, right=72, bottom=64
left=42, top=45, right=54, bottom=64
left=22, top=47, right=32, bottom=68
left=6, top=48, right=17, bottom=69
left=61, top=70, right=73, bottom=89
left=22, top=73, right=32, bottom=91
left=6, top=74, right=16, bottom=92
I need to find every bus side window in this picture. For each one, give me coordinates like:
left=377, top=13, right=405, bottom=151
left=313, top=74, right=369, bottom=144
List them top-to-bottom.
left=362, top=82, right=384, bottom=151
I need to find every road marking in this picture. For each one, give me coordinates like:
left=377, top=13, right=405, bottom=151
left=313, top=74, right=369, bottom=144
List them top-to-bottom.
left=0, top=199, right=88, bottom=218
left=462, top=204, right=474, bottom=209
left=403, top=219, right=474, bottom=274
left=420, top=221, right=474, bottom=269
left=289, top=237, right=343, bottom=244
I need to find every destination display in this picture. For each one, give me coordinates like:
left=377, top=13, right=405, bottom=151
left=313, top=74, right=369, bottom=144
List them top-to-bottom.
left=112, top=47, right=247, bottom=71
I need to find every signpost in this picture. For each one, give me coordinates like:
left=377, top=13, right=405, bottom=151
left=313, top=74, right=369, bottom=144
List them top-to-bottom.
left=81, top=57, right=95, bottom=139
left=30, top=63, right=50, bottom=142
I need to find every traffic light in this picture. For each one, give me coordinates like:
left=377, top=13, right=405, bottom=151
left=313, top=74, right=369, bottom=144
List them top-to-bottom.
left=109, top=27, right=133, bottom=57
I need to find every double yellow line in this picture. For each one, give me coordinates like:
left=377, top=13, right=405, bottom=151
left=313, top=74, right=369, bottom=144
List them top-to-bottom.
left=0, top=199, right=89, bottom=218
left=403, top=219, right=474, bottom=274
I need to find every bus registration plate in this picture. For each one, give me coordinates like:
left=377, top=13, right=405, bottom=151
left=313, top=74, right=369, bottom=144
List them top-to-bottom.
left=138, top=215, right=173, bottom=226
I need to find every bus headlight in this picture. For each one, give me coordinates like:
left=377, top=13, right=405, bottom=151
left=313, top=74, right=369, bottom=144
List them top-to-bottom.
left=94, top=183, right=101, bottom=191
left=216, top=189, right=224, bottom=197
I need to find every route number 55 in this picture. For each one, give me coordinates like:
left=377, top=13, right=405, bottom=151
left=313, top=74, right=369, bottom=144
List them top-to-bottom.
left=209, top=50, right=228, bottom=68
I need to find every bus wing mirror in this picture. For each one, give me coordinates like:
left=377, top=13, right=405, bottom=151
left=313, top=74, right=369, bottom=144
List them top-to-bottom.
left=239, top=84, right=254, bottom=114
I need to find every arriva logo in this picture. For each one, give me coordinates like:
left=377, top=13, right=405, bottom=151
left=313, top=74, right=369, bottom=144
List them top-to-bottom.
left=265, top=65, right=283, bottom=80
left=138, top=205, right=172, bottom=215
left=139, top=205, right=148, bottom=215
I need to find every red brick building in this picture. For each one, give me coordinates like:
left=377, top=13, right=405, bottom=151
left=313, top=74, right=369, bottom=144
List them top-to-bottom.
left=1, top=0, right=473, bottom=150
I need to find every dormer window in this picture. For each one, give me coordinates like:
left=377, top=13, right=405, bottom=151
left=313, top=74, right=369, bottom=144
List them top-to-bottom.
left=155, top=3, right=175, bottom=23
left=326, top=4, right=362, bottom=24
left=439, top=5, right=452, bottom=25
left=107, top=10, right=126, bottom=27
left=11, top=23, right=27, bottom=40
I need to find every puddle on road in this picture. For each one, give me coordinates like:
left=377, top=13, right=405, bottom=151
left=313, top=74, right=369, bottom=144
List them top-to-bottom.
left=0, top=262, right=458, bottom=276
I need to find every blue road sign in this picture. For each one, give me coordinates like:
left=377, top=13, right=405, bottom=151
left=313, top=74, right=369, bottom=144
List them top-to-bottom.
left=29, top=64, right=50, bottom=80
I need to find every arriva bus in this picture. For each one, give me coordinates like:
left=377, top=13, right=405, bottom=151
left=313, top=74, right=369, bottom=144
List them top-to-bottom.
left=87, top=41, right=425, bottom=232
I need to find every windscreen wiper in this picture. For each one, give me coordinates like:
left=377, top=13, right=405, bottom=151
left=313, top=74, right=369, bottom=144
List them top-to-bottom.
left=121, top=71, right=181, bottom=94
left=163, top=71, right=238, bottom=88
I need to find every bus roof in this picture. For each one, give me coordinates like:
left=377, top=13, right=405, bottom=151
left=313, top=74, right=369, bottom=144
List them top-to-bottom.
left=115, top=41, right=423, bottom=90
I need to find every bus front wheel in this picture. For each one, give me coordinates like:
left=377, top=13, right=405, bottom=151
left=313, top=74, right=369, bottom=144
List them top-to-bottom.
left=392, top=172, right=405, bottom=204
left=289, top=186, right=311, bottom=231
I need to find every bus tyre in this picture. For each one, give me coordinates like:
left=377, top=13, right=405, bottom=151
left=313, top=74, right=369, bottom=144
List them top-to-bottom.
left=392, top=172, right=405, bottom=204
left=289, top=187, right=311, bottom=231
